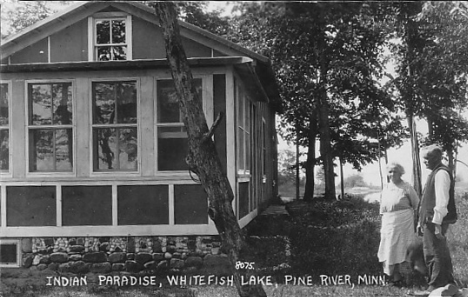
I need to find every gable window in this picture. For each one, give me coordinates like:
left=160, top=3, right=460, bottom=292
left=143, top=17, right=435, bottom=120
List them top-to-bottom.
left=90, top=13, right=132, bottom=62
left=156, top=79, right=202, bottom=171
left=92, top=80, right=138, bottom=172
left=27, top=82, right=73, bottom=172
left=0, top=83, right=9, bottom=172
left=236, top=85, right=251, bottom=175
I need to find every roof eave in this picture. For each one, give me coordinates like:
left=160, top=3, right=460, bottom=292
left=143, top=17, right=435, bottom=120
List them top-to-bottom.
left=0, top=56, right=254, bottom=73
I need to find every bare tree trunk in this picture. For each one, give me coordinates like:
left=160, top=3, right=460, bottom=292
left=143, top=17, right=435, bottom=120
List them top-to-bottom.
left=152, top=3, right=266, bottom=297
left=404, top=9, right=422, bottom=196
left=318, top=51, right=336, bottom=199
left=303, top=112, right=318, bottom=201
left=408, top=116, right=422, bottom=196
left=296, top=124, right=300, bottom=200
left=447, top=148, right=455, bottom=173
left=339, top=156, right=344, bottom=199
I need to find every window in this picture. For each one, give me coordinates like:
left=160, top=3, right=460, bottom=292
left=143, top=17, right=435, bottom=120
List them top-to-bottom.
left=94, top=17, right=128, bottom=61
left=156, top=79, right=202, bottom=171
left=92, top=80, right=137, bottom=171
left=28, top=82, right=73, bottom=172
left=0, top=83, right=9, bottom=172
left=236, top=85, right=251, bottom=174
left=0, top=240, right=21, bottom=268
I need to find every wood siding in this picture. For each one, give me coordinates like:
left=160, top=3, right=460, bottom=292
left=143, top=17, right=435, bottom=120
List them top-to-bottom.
left=6, top=11, right=214, bottom=65
left=51, top=19, right=89, bottom=63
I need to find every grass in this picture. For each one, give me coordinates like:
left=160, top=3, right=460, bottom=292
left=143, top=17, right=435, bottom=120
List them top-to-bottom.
left=1, top=190, right=467, bottom=297
left=448, top=191, right=468, bottom=288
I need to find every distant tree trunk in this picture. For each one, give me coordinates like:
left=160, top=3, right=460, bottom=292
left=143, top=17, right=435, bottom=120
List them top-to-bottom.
left=152, top=3, right=266, bottom=297
left=404, top=10, right=422, bottom=196
left=318, top=48, right=336, bottom=199
left=303, top=111, right=318, bottom=201
left=427, top=115, right=434, bottom=139
left=408, top=116, right=422, bottom=196
left=296, top=124, right=300, bottom=200
left=447, top=148, right=455, bottom=173
left=339, top=157, right=345, bottom=199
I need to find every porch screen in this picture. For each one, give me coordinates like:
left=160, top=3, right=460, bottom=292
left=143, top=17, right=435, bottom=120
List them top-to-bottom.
left=6, top=186, right=56, bottom=226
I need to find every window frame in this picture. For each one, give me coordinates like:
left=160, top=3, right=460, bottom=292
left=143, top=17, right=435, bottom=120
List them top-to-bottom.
left=88, top=12, right=132, bottom=62
left=154, top=76, right=208, bottom=174
left=90, top=77, right=141, bottom=175
left=25, top=79, right=76, bottom=177
left=0, top=81, right=12, bottom=176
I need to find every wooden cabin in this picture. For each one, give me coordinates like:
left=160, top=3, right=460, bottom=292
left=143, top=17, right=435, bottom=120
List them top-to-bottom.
left=0, top=2, right=280, bottom=270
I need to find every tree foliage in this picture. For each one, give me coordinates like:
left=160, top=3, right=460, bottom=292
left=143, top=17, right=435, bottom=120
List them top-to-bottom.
left=1, top=1, right=72, bottom=38
left=388, top=1, right=468, bottom=179
left=229, top=2, right=405, bottom=199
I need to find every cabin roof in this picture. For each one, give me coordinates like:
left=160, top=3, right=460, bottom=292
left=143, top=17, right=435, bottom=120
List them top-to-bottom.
left=0, top=1, right=282, bottom=112
left=1, top=1, right=267, bottom=63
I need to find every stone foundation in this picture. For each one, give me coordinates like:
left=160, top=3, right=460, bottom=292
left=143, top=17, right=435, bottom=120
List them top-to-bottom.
left=19, top=236, right=232, bottom=275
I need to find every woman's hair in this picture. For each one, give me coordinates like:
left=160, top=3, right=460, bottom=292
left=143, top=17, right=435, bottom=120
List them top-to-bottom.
left=386, top=162, right=405, bottom=175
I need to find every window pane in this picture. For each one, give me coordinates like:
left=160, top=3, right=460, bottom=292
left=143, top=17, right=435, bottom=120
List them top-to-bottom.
left=96, top=20, right=110, bottom=44
left=112, top=20, right=126, bottom=43
left=97, top=46, right=111, bottom=61
left=112, top=46, right=127, bottom=60
left=157, top=79, right=202, bottom=123
left=158, top=80, right=181, bottom=123
left=93, top=82, right=116, bottom=124
left=94, top=82, right=136, bottom=124
left=116, top=82, right=136, bottom=123
left=0, top=83, right=8, bottom=126
left=52, top=83, right=73, bottom=125
left=30, top=84, right=52, bottom=125
left=238, top=90, right=244, bottom=127
left=245, top=102, right=250, bottom=131
left=158, top=127, right=188, bottom=171
left=238, top=127, right=244, bottom=170
left=94, top=128, right=137, bottom=171
left=95, top=128, right=118, bottom=170
left=118, top=128, right=137, bottom=170
left=30, top=129, right=54, bottom=171
left=55, top=129, right=73, bottom=171
left=0, top=130, right=8, bottom=170
left=246, top=131, right=250, bottom=171
left=0, top=244, right=17, bottom=263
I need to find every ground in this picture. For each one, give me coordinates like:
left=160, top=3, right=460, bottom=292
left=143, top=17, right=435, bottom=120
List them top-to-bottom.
left=1, top=190, right=468, bottom=297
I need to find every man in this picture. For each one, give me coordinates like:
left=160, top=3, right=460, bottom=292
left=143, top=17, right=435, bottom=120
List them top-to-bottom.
left=416, top=145, right=458, bottom=296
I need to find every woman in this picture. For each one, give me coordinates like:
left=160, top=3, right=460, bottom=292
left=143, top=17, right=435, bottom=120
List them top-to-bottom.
left=377, top=162, right=419, bottom=286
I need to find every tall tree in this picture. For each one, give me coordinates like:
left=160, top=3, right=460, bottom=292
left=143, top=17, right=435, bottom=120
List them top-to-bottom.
left=390, top=1, right=468, bottom=185
left=417, top=1, right=468, bottom=173
left=230, top=2, right=403, bottom=199
left=151, top=3, right=266, bottom=297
